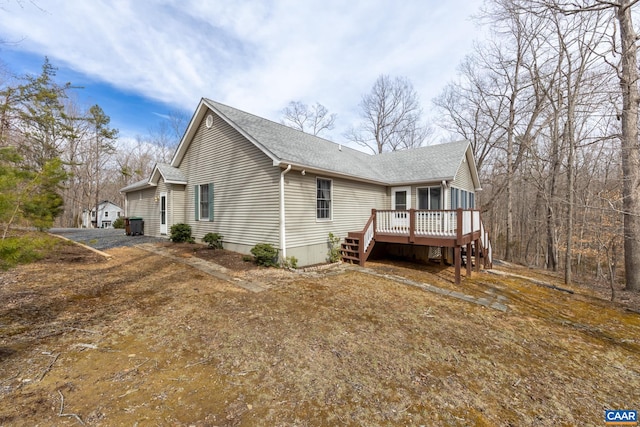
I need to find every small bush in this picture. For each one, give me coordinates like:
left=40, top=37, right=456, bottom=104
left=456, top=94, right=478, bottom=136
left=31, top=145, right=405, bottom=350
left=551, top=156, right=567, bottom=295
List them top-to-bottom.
left=112, top=217, right=125, bottom=229
left=170, top=223, right=195, bottom=243
left=203, top=232, right=224, bottom=249
left=327, top=232, right=342, bottom=263
left=0, top=234, right=57, bottom=270
left=250, top=243, right=279, bottom=267
left=242, top=255, right=254, bottom=263
left=282, top=256, right=298, bottom=269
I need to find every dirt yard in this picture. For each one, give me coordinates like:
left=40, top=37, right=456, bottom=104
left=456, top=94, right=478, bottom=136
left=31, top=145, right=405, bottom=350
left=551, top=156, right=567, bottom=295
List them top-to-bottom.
left=0, top=238, right=639, bottom=426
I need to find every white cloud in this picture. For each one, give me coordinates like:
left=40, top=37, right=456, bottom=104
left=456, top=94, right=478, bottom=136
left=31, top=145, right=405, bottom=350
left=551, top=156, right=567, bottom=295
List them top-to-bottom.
left=0, top=0, right=484, bottom=141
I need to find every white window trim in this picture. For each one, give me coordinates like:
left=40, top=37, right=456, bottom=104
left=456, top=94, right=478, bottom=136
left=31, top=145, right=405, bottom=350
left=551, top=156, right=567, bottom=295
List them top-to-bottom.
left=316, top=177, right=333, bottom=222
left=199, top=183, right=209, bottom=221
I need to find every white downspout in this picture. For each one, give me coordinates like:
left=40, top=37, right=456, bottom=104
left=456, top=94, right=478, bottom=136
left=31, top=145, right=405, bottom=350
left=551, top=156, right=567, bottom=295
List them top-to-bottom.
left=280, top=164, right=292, bottom=261
left=442, top=180, right=449, bottom=209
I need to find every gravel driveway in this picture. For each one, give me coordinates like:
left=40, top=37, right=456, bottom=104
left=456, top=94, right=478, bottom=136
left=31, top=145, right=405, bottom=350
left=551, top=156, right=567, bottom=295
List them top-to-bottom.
left=50, top=228, right=167, bottom=250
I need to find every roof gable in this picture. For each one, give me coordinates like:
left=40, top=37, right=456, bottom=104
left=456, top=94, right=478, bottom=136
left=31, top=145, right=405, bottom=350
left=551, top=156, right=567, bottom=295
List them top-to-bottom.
left=150, top=163, right=187, bottom=185
left=91, top=200, right=122, bottom=211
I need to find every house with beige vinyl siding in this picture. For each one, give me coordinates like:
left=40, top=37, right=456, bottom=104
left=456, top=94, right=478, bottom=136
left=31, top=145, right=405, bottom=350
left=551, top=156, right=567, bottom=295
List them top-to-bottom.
left=121, top=98, right=491, bottom=281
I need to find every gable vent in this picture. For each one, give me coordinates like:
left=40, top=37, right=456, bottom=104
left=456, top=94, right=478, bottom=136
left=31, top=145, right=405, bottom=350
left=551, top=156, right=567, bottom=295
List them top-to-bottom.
left=205, top=114, right=214, bottom=129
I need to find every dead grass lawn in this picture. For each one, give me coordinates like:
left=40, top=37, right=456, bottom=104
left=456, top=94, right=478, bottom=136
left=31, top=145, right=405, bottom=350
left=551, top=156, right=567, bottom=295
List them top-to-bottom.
left=0, top=240, right=638, bottom=426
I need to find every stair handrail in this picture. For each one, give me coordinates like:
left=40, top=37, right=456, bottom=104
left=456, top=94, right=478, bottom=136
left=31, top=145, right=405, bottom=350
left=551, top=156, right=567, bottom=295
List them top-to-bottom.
left=357, top=210, right=377, bottom=264
left=363, top=214, right=375, bottom=252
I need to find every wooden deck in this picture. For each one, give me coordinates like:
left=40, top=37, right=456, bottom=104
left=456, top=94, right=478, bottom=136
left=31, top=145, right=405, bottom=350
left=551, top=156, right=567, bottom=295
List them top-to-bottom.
left=341, top=209, right=493, bottom=284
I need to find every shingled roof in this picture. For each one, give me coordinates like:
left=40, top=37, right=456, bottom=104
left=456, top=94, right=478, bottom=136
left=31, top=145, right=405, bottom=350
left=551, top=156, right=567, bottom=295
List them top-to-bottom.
left=166, top=98, right=480, bottom=188
left=150, top=163, right=187, bottom=184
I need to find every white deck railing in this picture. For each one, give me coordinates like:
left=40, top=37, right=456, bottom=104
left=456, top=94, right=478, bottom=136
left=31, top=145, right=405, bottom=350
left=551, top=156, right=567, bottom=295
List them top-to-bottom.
left=372, top=209, right=491, bottom=261
left=376, top=209, right=465, bottom=237
left=376, top=210, right=411, bottom=234
left=414, top=210, right=456, bottom=236
left=461, top=210, right=482, bottom=235
left=480, top=221, right=492, bottom=264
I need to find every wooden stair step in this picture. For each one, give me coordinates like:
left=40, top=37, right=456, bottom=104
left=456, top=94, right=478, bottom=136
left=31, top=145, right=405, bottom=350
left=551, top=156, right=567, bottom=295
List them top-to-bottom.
left=342, top=250, right=358, bottom=256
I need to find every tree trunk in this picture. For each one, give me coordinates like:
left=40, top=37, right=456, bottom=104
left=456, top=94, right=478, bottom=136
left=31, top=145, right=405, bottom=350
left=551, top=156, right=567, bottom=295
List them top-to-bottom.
left=618, top=0, right=640, bottom=291
left=547, top=119, right=561, bottom=271
left=564, top=120, right=575, bottom=285
left=506, top=138, right=514, bottom=262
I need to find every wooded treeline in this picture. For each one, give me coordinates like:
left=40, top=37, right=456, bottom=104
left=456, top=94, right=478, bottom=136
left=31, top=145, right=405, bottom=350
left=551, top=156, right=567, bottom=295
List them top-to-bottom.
left=435, top=0, right=639, bottom=289
left=0, top=59, right=184, bottom=231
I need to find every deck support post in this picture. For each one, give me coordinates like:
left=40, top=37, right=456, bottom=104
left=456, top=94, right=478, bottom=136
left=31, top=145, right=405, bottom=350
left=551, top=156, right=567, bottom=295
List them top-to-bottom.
left=475, top=238, right=481, bottom=272
left=466, top=242, right=472, bottom=277
left=454, top=245, right=461, bottom=285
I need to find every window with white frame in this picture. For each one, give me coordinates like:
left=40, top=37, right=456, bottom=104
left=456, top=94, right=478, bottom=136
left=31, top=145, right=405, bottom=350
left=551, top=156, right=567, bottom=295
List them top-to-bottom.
left=316, top=178, right=332, bottom=220
left=195, top=183, right=214, bottom=221
left=200, top=184, right=209, bottom=220
left=104, top=211, right=109, bottom=217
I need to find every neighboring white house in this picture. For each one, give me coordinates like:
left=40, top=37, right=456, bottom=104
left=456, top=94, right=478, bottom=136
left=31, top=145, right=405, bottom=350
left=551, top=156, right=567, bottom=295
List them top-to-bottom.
left=82, top=200, right=123, bottom=228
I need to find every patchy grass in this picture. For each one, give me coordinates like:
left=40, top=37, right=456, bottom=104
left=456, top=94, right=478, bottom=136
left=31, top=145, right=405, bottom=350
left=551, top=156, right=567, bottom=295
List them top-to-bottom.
left=0, top=244, right=638, bottom=426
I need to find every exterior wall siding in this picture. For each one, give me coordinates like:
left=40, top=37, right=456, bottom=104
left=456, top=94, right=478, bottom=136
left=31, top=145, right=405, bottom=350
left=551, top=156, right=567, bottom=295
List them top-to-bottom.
left=179, top=110, right=281, bottom=248
left=450, top=159, right=477, bottom=209
left=452, top=160, right=475, bottom=192
left=283, top=173, right=387, bottom=265
left=171, top=185, right=186, bottom=226
left=126, top=187, right=159, bottom=236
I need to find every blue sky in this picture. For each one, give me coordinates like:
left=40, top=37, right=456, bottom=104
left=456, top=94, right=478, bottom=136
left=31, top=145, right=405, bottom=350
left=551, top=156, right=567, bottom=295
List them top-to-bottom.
left=0, top=0, right=484, bottom=144
left=1, top=49, right=180, bottom=137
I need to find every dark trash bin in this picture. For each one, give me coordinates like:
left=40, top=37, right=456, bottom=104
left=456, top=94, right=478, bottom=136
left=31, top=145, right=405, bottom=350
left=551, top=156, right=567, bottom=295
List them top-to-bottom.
left=126, top=217, right=144, bottom=236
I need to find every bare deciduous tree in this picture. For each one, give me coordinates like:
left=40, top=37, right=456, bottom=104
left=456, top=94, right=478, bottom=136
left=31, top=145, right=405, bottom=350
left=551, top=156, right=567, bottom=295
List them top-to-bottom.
left=437, top=0, right=626, bottom=286
left=529, top=0, right=640, bottom=290
left=433, top=55, right=508, bottom=175
left=347, top=75, right=431, bottom=154
left=281, top=101, right=336, bottom=137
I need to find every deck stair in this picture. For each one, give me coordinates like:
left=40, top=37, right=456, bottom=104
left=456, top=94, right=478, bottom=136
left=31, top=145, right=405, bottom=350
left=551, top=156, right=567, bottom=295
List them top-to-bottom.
left=340, top=236, right=362, bottom=264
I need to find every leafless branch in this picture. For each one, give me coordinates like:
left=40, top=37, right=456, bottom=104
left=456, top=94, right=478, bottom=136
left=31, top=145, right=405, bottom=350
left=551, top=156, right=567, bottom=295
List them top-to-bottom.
left=38, top=352, right=59, bottom=382
left=57, top=390, right=85, bottom=425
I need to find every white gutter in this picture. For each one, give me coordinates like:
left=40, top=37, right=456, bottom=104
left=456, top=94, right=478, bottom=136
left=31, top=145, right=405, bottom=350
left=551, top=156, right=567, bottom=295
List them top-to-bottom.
left=280, top=164, right=292, bottom=261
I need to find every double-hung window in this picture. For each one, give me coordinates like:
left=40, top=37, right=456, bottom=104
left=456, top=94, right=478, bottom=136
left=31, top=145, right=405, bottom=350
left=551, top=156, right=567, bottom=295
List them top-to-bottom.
left=316, top=178, right=332, bottom=220
left=195, top=183, right=214, bottom=221
left=200, top=184, right=209, bottom=220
